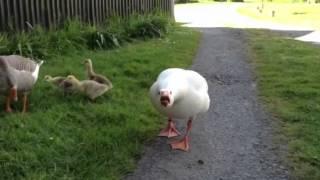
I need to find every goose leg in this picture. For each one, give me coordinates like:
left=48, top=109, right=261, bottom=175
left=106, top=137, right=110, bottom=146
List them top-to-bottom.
left=5, top=88, right=16, bottom=112
left=11, top=88, right=18, bottom=102
left=22, top=94, right=28, bottom=113
left=5, top=96, right=12, bottom=113
left=158, top=118, right=181, bottom=138
left=170, top=118, right=192, bottom=151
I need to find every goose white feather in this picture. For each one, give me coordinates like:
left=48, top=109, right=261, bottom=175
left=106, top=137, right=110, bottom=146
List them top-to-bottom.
left=0, top=55, right=44, bottom=113
left=32, top=60, right=43, bottom=81
left=149, top=68, right=210, bottom=151
left=150, top=68, right=210, bottom=118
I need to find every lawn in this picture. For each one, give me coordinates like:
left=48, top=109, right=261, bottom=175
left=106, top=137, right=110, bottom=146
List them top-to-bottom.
left=238, top=2, right=320, bottom=30
left=0, top=26, right=201, bottom=179
left=248, top=30, right=320, bottom=179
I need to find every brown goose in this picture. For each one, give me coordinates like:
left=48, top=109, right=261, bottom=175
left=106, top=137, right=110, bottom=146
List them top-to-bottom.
left=0, top=55, right=43, bottom=113
left=83, top=58, right=113, bottom=88
left=44, top=75, right=74, bottom=95
left=44, top=75, right=66, bottom=87
left=64, top=75, right=111, bottom=100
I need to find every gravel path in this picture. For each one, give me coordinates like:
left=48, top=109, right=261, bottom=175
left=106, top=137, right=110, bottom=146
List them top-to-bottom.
left=126, top=28, right=290, bottom=180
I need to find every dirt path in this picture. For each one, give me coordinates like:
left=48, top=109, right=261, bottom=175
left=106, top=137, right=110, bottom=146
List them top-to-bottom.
left=126, top=28, right=290, bottom=180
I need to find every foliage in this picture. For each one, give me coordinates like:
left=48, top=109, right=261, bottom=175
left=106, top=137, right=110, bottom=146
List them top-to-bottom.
left=0, top=13, right=173, bottom=59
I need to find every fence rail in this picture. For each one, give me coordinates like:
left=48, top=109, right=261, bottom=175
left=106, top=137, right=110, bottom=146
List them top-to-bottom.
left=0, top=0, right=174, bottom=31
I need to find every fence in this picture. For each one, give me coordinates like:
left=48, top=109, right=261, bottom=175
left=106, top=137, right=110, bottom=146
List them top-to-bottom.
left=0, top=0, right=174, bottom=31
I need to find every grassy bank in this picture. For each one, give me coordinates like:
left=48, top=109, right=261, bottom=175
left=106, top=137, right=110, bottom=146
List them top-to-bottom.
left=238, top=3, right=320, bottom=30
left=0, top=25, right=201, bottom=179
left=248, top=30, right=320, bottom=179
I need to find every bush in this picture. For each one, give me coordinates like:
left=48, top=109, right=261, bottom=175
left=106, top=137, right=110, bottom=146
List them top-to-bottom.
left=0, top=13, right=173, bottom=59
left=126, top=14, right=170, bottom=39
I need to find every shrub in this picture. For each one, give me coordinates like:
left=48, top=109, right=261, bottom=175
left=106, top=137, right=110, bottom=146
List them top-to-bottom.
left=0, top=13, right=172, bottom=59
left=126, top=14, right=171, bottom=39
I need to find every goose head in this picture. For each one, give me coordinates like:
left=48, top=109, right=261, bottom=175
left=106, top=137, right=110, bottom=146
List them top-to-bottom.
left=83, top=59, right=92, bottom=66
left=44, top=75, right=52, bottom=81
left=62, top=75, right=81, bottom=90
left=66, top=75, right=78, bottom=82
left=154, top=76, right=189, bottom=108
left=157, top=82, right=187, bottom=108
left=159, top=89, right=174, bottom=107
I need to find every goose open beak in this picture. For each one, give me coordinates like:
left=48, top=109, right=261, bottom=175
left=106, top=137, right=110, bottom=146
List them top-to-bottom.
left=160, top=90, right=172, bottom=107
left=160, top=96, right=170, bottom=107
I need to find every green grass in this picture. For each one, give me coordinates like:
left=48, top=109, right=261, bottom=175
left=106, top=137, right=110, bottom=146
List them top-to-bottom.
left=238, top=2, right=320, bottom=30
left=0, top=26, right=201, bottom=179
left=248, top=30, right=320, bottom=179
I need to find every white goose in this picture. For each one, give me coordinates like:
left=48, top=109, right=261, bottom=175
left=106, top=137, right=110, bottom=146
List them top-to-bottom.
left=0, top=55, right=43, bottom=113
left=149, top=68, right=210, bottom=151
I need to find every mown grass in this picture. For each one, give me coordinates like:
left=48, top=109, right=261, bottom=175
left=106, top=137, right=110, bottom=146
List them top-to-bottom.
left=238, top=3, right=320, bottom=30
left=0, top=26, right=201, bottom=179
left=248, top=30, right=320, bottom=179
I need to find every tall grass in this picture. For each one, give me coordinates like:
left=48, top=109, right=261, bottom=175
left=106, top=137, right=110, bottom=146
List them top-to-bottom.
left=0, top=13, right=173, bottom=59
